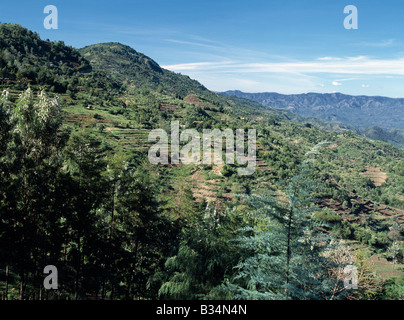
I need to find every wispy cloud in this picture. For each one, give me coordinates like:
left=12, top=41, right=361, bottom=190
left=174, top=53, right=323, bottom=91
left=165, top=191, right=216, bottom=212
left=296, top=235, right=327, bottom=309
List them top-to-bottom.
left=163, top=35, right=293, bottom=63
left=165, top=39, right=222, bottom=50
left=353, top=39, right=396, bottom=47
left=162, top=55, right=404, bottom=96
left=163, top=56, right=404, bottom=76
left=318, top=57, right=343, bottom=61
left=162, top=61, right=235, bottom=71
left=334, top=77, right=362, bottom=82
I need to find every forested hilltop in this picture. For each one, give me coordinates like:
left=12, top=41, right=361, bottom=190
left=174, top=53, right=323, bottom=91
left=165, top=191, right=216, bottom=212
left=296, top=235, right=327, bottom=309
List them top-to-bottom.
left=0, top=23, right=403, bottom=300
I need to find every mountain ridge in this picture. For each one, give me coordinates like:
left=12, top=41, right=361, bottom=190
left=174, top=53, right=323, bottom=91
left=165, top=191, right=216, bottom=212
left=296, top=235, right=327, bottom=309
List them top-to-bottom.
left=79, top=42, right=209, bottom=97
left=221, top=90, right=404, bottom=130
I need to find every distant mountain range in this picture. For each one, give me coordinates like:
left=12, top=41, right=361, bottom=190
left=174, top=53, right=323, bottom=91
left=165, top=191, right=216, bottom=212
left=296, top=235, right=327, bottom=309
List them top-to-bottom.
left=220, top=90, right=404, bottom=148
left=220, top=90, right=404, bottom=130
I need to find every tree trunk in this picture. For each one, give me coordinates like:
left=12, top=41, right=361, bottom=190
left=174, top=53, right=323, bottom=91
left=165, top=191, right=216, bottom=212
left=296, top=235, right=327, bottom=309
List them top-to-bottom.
left=286, top=207, right=293, bottom=285
left=75, top=235, right=81, bottom=300
left=126, top=237, right=139, bottom=300
left=5, top=265, right=9, bottom=300
left=19, top=271, right=24, bottom=300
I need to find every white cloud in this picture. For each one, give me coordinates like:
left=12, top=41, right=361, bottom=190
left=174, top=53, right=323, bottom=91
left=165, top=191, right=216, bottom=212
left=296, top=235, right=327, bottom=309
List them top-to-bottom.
left=165, top=39, right=221, bottom=50
left=354, top=39, right=395, bottom=47
left=162, top=55, right=404, bottom=96
left=163, top=56, right=404, bottom=76
left=318, top=57, right=343, bottom=61
left=162, top=61, right=234, bottom=71
left=334, top=77, right=362, bottom=82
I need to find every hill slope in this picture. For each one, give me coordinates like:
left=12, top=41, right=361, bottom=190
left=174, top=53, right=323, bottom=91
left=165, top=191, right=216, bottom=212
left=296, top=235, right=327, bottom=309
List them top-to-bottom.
left=79, top=42, right=208, bottom=97
left=221, top=90, right=404, bottom=130
left=359, top=126, right=404, bottom=148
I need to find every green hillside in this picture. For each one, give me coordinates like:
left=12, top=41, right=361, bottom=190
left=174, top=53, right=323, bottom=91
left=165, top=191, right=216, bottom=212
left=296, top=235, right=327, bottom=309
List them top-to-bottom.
left=0, top=23, right=403, bottom=301
left=79, top=42, right=208, bottom=97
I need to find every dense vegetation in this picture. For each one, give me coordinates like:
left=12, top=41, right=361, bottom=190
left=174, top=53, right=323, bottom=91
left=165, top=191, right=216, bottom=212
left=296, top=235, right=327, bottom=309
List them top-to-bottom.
left=0, top=23, right=403, bottom=300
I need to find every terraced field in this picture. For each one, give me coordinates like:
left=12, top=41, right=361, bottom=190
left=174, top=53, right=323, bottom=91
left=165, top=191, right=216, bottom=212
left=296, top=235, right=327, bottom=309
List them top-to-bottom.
left=360, top=166, right=388, bottom=187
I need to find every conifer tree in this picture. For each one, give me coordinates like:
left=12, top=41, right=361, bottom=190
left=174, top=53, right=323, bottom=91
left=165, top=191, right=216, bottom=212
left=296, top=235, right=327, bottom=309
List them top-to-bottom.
left=224, top=143, right=348, bottom=300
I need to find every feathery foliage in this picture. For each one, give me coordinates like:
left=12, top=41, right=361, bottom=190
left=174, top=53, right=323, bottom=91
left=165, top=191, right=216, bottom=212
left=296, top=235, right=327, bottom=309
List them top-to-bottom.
left=223, top=143, right=348, bottom=300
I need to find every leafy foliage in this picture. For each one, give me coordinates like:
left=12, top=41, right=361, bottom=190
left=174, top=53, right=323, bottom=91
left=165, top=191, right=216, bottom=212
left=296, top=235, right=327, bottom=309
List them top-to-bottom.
left=158, top=203, right=242, bottom=299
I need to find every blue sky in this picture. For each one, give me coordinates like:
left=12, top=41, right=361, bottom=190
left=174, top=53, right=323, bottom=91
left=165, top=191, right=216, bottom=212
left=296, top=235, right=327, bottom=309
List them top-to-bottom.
left=1, top=0, right=404, bottom=97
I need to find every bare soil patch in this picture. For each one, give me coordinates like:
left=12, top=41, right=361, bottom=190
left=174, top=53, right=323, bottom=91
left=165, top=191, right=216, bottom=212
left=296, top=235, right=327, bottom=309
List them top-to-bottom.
left=184, top=94, right=201, bottom=106
left=360, top=166, right=387, bottom=187
left=368, top=254, right=404, bottom=279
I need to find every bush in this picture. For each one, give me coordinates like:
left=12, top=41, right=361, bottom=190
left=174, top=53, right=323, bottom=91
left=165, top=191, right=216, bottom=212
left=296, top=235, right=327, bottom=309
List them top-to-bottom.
left=315, top=211, right=342, bottom=223
left=382, top=276, right=404, bottom=300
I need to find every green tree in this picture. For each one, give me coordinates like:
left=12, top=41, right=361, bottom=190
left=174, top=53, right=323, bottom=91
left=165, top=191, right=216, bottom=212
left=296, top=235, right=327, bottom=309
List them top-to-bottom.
left=0, top=88, right=66, bottom=299
left=0, top=90, right=14, bottom=300
left=63, top=131, right=107, bottom=299
left=223, top=143, right=348, bottom=300
left=115, top=166, right=176, bottom=299
left=159, top=202, right=242, bottom=300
